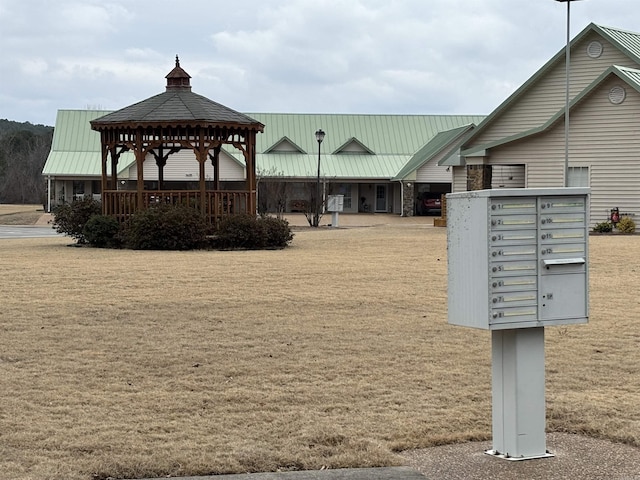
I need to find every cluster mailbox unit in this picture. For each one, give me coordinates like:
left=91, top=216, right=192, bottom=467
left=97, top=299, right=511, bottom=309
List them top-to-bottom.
left=446, top=187, right=589, bottom=460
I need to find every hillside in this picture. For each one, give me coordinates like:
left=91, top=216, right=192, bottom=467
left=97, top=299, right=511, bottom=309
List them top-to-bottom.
left=0, top=119, right=54, bottom=205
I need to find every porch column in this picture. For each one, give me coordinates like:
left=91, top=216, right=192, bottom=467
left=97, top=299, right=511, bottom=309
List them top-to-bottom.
left=466, top=165, right=492, bottom=191
left=402, top=181, right=414, bottom=217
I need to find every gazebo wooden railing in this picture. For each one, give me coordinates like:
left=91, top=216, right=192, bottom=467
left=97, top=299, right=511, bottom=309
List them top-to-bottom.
left=103, top=190, right=252, bottom=224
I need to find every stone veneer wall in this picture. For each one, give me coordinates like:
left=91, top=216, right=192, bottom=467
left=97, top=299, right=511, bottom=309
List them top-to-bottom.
left=466, top=165, right=492, bottom=191
left=402, top=181, right=414, bottom=217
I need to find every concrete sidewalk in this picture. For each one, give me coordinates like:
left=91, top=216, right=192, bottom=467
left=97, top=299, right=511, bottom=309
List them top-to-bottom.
left=137, top=467, right=425, bottom=480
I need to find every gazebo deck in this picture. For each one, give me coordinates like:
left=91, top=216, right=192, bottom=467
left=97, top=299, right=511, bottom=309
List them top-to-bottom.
left=103, top=189, right=252, bottom=224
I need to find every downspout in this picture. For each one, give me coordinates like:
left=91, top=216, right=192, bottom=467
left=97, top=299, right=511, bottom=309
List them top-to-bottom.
left=398, top=180, right=404, bottom=217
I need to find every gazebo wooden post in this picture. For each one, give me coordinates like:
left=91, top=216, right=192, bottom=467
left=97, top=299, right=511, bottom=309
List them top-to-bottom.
left=135, top=129, right=145, bottom=211
left=247, top=130, right=257, bottom=215
left=197, top=131, right=207, bottom=215
left=100, top=141, right=109, bottom=214
left=110, top=146, right=118, bottom=189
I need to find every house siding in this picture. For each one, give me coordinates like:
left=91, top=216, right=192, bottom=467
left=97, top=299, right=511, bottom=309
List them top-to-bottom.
left=469, top=31, right=639, bottom=148
left=485, top=75, right=640, bottom=226
left=416, top=148, right=454, bottom=183
left=128, top=150, right=245, bottom=182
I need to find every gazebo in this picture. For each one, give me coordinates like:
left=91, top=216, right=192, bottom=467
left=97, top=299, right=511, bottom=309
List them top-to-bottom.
left=90, top=57, right=264, bottom=224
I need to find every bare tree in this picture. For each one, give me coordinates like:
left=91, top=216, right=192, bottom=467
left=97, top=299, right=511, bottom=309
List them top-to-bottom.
left=256, top=166, right=289, bottom=218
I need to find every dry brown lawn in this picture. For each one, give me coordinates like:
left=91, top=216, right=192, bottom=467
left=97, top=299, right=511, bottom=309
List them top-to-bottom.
left=0, top=204, right=44, bottom=225
left=0, top=223, right=638, bottom=479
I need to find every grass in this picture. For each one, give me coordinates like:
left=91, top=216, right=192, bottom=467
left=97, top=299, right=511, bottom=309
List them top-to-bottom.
left=0, top=204, right=45, bottom=225
left=0, top=223, right=638, bottom=479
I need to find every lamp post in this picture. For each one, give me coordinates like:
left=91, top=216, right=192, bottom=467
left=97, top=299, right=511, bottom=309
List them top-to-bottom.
left=555, top=0, right=583, bottom=187
left=314, top=129, right=325, bottom=227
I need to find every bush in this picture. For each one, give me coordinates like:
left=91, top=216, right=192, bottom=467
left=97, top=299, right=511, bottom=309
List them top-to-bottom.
left=52, top=197, right=102, bottom=243
left=120, top=204, right=209, bottom=250
left=213, top=214, right=293, bottom=250
left=83, top=215, right=121, bottom=248
left=260, top=215, right=294, bottom=248
left=616, top=216, right=636, bottom=234
left=593, top=221, right=613, bottom=233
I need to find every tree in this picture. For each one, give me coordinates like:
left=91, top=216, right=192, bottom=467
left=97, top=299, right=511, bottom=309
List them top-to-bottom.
left=0, top=126, right=53, bottom=205
left=257, top=166, right=289, bottom=218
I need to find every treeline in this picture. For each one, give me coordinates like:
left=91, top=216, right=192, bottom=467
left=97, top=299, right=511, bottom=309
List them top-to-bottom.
left=0, top=119, right=53, bottom=205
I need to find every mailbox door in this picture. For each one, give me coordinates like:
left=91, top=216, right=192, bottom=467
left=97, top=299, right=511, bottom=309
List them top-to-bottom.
left=537, top=194, right=588, bottom=324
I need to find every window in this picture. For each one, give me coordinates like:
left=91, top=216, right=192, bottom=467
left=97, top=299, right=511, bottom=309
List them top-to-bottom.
left=568, top=167, right=589, bottom=187
left=72, top=180, right=85, bottom=199
left=333, top=183, right=352, bottom=209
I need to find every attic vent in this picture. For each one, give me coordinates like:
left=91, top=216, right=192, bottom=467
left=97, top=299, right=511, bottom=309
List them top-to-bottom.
left=586, top=41, right=603, bottom=59
left=609, top=85, right=626, bottom=105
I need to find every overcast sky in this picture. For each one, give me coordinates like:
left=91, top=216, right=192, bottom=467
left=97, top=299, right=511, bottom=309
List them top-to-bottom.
left=1, top=0, right=638, bottom=126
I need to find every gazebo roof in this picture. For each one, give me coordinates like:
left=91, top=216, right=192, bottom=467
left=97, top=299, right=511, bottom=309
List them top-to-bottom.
left=91, top=56, right=264, bottom=131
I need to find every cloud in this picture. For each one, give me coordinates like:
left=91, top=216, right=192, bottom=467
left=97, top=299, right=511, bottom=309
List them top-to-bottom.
left=2, top=0, right=640, bottom=125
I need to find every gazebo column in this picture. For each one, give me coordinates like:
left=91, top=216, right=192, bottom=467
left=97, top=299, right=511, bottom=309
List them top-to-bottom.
left=246, top=131, right=257, bottom=215
left=100, top=143, right=109, bottom=214
left=196, top=143, right=207, bottom=215
left=209, top=145, right=222, bottom=190
left=110, top=146, right=119, bottom=189
left=135, top=146, right=146, bottom=211
left=152, top=146, right=178, bottom=190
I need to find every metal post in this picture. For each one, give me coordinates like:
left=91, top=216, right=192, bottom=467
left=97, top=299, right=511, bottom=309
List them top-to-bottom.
left=555, top=0, right=584, bottom=186
left=564, top=0, right=570, bottom=187
left=314, top=129, right=325, bottom=227
left=487, top=328, right=553, bottom=460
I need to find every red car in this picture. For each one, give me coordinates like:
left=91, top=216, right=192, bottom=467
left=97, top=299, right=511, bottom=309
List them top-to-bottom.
left=416, top=194, right=442, bottom=216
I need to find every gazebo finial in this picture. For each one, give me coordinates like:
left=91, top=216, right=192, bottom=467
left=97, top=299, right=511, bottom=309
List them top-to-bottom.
left=175, top=55, right=180, bottom=67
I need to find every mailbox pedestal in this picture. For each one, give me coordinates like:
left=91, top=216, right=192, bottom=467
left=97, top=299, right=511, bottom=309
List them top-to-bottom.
left=447, top=188, right=589, bottom=460
left=327, top=194, right=344, bottom=227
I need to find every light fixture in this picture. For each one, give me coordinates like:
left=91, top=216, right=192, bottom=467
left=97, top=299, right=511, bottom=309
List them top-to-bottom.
left=313, top=129, right=325, bottom=227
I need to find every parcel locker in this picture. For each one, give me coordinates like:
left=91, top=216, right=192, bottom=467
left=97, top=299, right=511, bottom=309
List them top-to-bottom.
left=447, top=188, right=589, bottom=330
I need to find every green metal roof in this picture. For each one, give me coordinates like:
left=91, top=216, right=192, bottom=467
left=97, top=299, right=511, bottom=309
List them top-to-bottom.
left=462, top=23, right=640, bottom=154
left=461, top=65, right=640, bottom=156
left=43, top=110, right=134, bottom=176
left=44, top=111, right=484, bottom=180
left=248, top=113, right=484, bottom=156
left=393, top=124, right=476, bottom=179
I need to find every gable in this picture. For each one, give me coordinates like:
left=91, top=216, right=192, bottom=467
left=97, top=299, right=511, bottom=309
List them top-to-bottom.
left=465, top=23, right=640, bottom=152
left=461, top=66, right=640, bottom=156
left=265, top=137, right=306, bottom=154
left=333, top=138, right=374, bottom=154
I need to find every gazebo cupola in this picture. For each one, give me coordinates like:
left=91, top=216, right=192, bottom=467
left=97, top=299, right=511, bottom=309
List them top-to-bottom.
left=165, top=55, right=192, bottom=90
left=90, top=57, right=264, bottom=224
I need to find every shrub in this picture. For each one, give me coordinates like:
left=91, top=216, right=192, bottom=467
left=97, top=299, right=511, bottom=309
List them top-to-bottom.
left=52, top=197, right=102, bottom=243
left=120, top=204, right=209, bottom=250
left=214, top=214, right=266, bottom=250
left=83, top=215, right=121, bottom=248
left=213, top=215, right=293, bottom=250
left=260, top=215, right=294, bottom=248
left=616, top=216, right=636, bottom=234
left=592, top=221, right=613, bottom=233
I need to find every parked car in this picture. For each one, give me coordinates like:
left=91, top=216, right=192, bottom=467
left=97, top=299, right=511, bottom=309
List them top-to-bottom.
left=416, top=193, right=442, bottom=216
